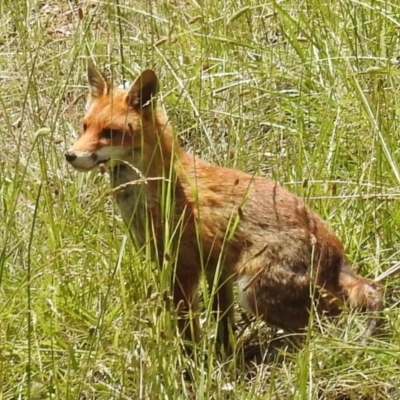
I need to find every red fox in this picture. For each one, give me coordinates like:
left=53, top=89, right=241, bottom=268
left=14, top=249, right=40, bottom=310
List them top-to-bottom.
left=65, top=61, right=383, bottom=346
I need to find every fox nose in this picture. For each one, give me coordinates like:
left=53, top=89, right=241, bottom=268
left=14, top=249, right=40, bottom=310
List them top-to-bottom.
left=65, top=151, right=77, bottom=163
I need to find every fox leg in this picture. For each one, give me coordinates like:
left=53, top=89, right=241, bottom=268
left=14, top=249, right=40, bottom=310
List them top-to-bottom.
left=238, top=259, right=383, bottom=340
left=237, top=265, right=312, bottom=333
left=207, top=271, right=235, bottom=350
left=173, top=274, right=201, bottom=344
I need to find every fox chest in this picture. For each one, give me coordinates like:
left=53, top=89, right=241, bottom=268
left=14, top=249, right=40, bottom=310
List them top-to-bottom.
left=110, top=168, right=153, bottom=249
left=114, top=185, right=154, bottom=249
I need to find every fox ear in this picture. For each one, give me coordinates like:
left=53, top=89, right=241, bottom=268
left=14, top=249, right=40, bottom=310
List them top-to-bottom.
left=87, top=60, right=109, bottom=98
left=126, top=70, right=158, bottom=110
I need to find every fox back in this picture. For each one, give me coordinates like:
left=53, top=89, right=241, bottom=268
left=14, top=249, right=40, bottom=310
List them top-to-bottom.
left=66, top=62, right=383, bottom=346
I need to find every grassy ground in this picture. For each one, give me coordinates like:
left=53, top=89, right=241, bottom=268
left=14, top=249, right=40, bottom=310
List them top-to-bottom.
left=1, top=0, right=400, bottom=398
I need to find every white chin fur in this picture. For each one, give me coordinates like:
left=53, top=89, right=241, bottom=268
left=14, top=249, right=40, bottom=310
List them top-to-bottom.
left=97, top=146, right=131, bottom=166
left=67, top=147, right=129, bottom=171
left=67, top=150, right=106, bottom=171
left=68, top=151, right=97, bottom=170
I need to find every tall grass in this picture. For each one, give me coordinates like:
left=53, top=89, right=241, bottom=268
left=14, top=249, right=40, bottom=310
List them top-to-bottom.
left=1, top=0, right=400, bottom=398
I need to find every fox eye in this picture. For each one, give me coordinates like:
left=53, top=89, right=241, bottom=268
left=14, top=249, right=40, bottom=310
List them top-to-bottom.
left=83, top=123, right=88, bottom=131
left=100, top=129, right=118, bottom=139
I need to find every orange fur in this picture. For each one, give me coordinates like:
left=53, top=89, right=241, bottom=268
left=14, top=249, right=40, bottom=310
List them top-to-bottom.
left=66, top=62, right=383, bottom=346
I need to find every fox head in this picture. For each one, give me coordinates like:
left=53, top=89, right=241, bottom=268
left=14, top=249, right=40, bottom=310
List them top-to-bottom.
left=65, top=61, right=173, bottom=175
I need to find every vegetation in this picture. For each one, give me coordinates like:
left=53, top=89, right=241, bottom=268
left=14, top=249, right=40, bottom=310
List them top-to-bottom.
left=1, top=0, right=400, bottom=398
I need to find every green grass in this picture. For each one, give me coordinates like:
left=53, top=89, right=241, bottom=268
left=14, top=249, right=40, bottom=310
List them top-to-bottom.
left=1, top=0, right=400, bottom=398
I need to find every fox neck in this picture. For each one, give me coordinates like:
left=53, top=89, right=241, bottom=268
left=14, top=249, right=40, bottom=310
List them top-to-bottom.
left=108, top=114, right=181, bottom=251
left=109, top=125, right=180, bottom=198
